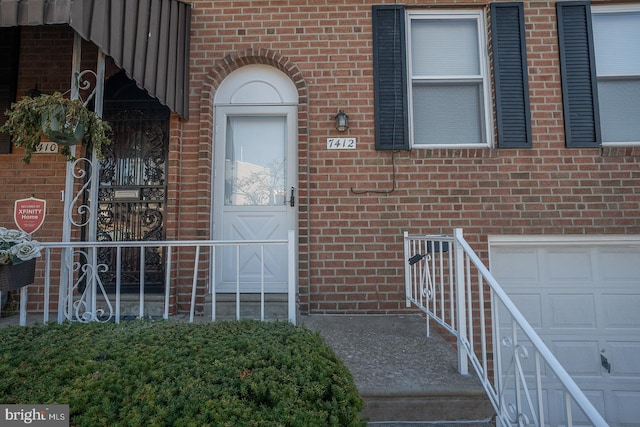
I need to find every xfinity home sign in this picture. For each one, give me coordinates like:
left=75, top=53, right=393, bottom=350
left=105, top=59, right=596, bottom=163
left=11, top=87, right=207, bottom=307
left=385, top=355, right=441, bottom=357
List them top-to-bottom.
left=14, top=197, right=46, bottom=234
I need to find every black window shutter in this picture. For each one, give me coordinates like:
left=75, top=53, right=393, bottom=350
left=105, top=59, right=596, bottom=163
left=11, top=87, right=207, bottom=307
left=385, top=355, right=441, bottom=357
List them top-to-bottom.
left=556, top=1, right=601, bottom=148
left=491, top=2, right=532, bottom=148
left=372, top=5, right=409, bottom=151
left=0, top=28, right=21, bottom=154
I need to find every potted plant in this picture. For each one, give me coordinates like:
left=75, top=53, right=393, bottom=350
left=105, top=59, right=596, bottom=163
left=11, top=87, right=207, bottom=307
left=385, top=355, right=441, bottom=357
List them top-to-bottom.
left=0, top=91, right=111, bottom=163
left=0, top=227, right=42, bottom=292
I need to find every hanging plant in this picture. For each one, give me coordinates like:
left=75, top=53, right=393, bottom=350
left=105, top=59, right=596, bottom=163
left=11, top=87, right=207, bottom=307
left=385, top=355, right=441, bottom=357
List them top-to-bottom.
left=0, top=92, right=111, bottom=163
left=41, top=105, right=86, bottom=146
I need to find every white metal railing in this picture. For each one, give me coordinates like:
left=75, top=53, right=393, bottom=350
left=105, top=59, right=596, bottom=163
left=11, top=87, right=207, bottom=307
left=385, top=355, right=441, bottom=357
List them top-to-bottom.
left=404, top=229, right=608, bottom=427
left=6, top=230, right=297, bottom=326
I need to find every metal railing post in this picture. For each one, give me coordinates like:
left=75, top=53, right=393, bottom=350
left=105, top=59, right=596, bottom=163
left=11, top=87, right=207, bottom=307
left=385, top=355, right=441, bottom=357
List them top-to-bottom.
left=57, top=34, right=82, bottom=324
left=454, top=228, right=469, bottom=376
left=403, top=229, right=609, bottom=426
left=288, top=230, right=296, bottom=324
left=403, top=231, right=412, bottom=308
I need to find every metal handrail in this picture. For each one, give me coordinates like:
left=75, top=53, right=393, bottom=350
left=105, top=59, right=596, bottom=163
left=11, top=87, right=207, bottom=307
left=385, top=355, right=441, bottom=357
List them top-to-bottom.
left=404, top=229, right=608, bottom=427
left=8, top=231, right=297, bottom=326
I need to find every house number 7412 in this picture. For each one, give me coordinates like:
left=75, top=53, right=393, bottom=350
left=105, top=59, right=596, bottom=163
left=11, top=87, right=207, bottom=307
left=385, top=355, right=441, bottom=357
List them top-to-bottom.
left=326, top=138, right=356, bottom=149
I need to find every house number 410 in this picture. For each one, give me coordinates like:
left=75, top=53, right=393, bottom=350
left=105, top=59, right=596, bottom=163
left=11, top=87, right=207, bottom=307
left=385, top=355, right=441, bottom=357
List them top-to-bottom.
left=327, top=138, right=356, bottom=150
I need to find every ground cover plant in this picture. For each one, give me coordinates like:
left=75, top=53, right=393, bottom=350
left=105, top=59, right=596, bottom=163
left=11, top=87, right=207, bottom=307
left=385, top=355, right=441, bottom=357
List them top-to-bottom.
left=0, top=320, right=365, bottom=426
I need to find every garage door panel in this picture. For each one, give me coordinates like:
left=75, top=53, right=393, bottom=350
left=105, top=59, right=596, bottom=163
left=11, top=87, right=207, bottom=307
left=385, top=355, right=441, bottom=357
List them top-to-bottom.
left=490, top=239, right=640, bottom=426
left=491, top=248, right=540, bottom=281
left=545, top=249, right=593, bottom=283
left=599, top=249, right=640, bottom=281
left=497, top=294, right=543, bottom=328
left=549, top=294, right=597, bottom=328
left=603, top=294, right=640, bottom=328
left=551, top=341, right=601, bottom=376
left=608, top=342, right=640, bottom=376
left=515, top=345, right=545, bottom=377
left=542, top=388, right=606, bottom=427
left=568, top=389, right=607, bottom=427
left=612, top=391, right=640, bottom=425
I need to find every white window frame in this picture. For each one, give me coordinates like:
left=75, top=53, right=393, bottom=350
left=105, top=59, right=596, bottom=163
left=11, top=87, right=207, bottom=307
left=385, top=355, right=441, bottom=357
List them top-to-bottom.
left=591, top=4, right=640, bottom=146
left=406, top=10, right=493, bottom=149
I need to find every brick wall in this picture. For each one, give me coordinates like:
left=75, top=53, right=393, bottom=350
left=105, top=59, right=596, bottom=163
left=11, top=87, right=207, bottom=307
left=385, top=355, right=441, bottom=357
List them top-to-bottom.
left=186, top=0, right=640, bottom=314
left=2, top=1, right=639, bottom=316
left=1, top=27, right=73, bottom=239
left=1, top=27, right=113, bottom=240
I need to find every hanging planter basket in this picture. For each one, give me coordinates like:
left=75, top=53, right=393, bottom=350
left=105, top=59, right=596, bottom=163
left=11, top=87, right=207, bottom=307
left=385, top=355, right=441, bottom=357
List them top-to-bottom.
left=0, top=92, right=111, bottom=163
left=41, top=106, right=86, bottom=146
left=0, top=259, right=36, bottom=292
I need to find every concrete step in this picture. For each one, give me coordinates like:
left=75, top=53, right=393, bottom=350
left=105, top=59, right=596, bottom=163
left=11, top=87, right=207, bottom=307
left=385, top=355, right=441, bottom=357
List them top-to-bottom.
left=0, top=292, right=169, bottom=322
left=102, top=293, right=290, bottom=322
left=202, top=293, right=289, bottom=321
left=116, top=294, right=166, bottom=318
left=300, top=315, right=495, bottom=425
left=363, top=392, right=493, bottom=424
left=368, top=423, right=493, bottom=427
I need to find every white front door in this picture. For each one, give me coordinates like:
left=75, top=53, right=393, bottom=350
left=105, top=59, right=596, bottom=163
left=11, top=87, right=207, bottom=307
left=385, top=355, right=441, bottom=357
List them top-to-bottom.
left=213, top=105, right=297, bottom=293
left=490, top=238, right=640, bottom=426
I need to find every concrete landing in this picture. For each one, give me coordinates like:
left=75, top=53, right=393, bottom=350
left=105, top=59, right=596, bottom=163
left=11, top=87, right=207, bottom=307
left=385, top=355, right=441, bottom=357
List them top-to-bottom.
left=300, top=315, right=495, bottom=425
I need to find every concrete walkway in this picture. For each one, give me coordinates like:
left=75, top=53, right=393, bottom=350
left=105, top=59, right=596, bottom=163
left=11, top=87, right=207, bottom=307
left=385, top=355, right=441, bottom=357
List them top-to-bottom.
left=300, top=315, right=495, bottom=426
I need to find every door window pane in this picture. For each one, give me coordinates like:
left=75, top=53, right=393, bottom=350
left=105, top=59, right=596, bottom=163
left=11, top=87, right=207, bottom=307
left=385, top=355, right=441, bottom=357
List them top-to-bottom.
left=225, top=116, right=286, bottom=206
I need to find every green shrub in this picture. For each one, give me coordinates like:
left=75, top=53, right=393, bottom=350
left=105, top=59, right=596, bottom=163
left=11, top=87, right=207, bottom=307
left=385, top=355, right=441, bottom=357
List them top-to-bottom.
left=0, top=320, right=365, bottom=427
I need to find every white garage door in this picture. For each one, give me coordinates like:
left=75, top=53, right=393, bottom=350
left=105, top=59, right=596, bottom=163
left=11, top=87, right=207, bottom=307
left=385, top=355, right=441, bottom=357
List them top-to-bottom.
left=490, top=237, right=640, bottom=427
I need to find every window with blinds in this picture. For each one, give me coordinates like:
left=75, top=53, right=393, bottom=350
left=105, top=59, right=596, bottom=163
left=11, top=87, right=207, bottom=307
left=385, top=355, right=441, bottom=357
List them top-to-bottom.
left=372, top=4, right=531, bottom=150
left=592, top=7, right=640, bottom=145
left=407, top=11, right=492, bottom=147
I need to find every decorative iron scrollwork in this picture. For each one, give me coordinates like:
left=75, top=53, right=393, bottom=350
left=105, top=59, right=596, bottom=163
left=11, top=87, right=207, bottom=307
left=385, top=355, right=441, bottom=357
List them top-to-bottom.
left=93, top=103, right=169, bottom=294
left=63, top=249, right=113, bottom=323
left=499, top=336, right=537, bottom=426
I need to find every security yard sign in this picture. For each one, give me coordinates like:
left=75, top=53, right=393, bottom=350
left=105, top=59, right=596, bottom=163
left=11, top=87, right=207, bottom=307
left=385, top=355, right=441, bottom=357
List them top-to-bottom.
left=14, top=197, right=46, bottom=234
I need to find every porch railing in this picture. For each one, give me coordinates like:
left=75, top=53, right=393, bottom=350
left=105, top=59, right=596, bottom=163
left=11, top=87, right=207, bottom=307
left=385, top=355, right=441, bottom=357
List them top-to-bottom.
left=404, top=229, right=608, bottom=427
left=7, top=230, right=297, bottom=326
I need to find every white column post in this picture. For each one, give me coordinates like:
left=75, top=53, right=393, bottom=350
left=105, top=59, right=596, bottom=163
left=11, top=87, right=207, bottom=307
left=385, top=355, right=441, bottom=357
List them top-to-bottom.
left=58, top=33, right=82, bottom=323
left=87, top=51, right=106, bottom=320
left=454, top=228, right=469, bottom=375
left=288, top=230, right=296, bottom=324
left=403, top=231, right=412, bottom=308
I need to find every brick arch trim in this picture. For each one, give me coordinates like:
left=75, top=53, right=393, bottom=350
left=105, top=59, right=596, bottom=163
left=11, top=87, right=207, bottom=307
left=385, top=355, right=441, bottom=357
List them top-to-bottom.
left=197, top=48, right=310, bottom=152
left=204, top=48, right=308, bottom=109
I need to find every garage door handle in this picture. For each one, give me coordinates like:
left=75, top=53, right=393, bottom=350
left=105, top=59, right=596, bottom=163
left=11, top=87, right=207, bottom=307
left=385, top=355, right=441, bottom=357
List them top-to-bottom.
left=600, top=354, right=611, bottom=373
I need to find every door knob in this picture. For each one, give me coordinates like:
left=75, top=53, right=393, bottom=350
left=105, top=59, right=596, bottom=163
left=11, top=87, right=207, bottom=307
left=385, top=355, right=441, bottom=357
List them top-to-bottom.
left=285, top=187, right=295, bottom=207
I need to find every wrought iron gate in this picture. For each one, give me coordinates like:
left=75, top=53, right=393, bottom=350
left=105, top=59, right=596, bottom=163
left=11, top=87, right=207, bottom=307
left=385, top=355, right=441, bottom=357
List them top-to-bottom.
left=93, top=100, right=169, bottom=293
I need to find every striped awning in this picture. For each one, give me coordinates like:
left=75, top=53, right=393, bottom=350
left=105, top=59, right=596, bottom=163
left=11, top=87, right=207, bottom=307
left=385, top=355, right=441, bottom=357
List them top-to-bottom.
left=0, top=0, right=191, bottom=118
